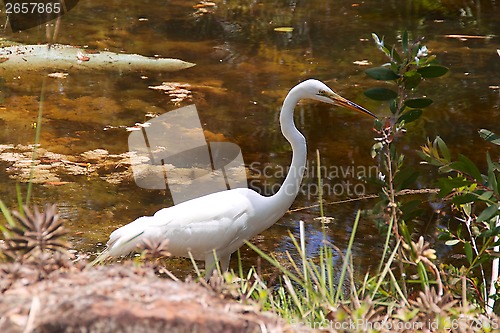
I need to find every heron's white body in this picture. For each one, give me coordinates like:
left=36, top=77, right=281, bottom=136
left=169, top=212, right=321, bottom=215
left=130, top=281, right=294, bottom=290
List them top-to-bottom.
left=99, top=79, right=374, bottom=276
left=107, top=187, right=290, bottom=269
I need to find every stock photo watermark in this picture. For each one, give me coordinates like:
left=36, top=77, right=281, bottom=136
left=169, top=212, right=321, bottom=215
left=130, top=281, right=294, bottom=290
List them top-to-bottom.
left=3, top=0, right=79, bottom=32
left=128, top=105, right=247, bottom=204
left=248, top=161, right=378, bottom=199
left=291, top=317, right=499, bottom=331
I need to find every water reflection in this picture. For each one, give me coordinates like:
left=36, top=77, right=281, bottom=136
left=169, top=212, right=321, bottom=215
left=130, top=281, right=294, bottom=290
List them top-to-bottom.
left=0, top=0, right=498, bottom=275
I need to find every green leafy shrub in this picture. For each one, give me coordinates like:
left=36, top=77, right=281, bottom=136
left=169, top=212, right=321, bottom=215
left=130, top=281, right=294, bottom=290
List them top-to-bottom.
left=420, top=130, right=500, bottom=312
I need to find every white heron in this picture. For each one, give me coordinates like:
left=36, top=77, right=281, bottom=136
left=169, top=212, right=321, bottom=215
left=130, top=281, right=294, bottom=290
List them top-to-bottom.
left=95, top=79, right=376, bottom=277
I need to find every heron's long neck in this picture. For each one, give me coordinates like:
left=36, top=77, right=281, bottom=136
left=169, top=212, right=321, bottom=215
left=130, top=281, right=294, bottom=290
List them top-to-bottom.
left=268, top=92, right=306, bottom=213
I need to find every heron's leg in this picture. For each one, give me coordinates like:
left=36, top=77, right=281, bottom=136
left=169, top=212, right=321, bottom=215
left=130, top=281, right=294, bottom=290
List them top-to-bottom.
left=220, top=254, right=231, bottom=272
left=204, top=255, right=216, bottom=280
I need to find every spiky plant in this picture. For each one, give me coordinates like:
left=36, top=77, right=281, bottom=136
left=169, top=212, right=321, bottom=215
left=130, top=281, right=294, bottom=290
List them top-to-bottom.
left=3, top=204, right=70, bottom=261
left=138, top=238, right=171, bottom=261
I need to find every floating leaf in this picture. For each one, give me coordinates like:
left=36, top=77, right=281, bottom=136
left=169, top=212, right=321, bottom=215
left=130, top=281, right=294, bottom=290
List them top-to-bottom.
left=274, top=27, right=294, bottom=32
left=417, top=65, right=449, bottom=78
left=365, top=67, right=399, bottom=81
left=364, top=87, right=397, bottom=101
left=404, top=98, right=433, bottom=108
left=398, top=109, right=422, bottom=123
left=479, top=129, right=500, bottom=145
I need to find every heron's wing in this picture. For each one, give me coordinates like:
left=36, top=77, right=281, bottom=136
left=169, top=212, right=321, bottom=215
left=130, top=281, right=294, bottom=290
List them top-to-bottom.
left=104, top=188, right=260, bottom=259
left=142, top=188, right=257, bottom=257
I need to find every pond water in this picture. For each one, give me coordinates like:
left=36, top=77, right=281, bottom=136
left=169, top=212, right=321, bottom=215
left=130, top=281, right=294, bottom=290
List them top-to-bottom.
left=0, top=0, right=499, bottom=276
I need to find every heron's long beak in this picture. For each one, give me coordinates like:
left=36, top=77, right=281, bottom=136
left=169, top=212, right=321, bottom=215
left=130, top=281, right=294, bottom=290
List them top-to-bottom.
left=326, top=91, right=377, bottom=118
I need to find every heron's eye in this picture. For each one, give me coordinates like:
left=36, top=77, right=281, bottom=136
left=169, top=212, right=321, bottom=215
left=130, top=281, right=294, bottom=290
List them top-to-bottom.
left=317, top=90, right=326, bottom=97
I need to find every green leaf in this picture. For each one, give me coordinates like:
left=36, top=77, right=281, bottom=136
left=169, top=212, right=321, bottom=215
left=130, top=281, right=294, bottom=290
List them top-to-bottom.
left=402, top=30, right=409, bottom=55
left=371, top=33, right=391, bottom=58
left=390, top=46, right=402, bottom=64
left=417, top=65, right=449, bottom=78
left=365, top=67, right=400, bottom=81
left=403, top=71, right=422, bottom=89
left=364, top=87, right=398, bottom=101
left=404, top=98, right=433, bottom=108
left=390, top=99, right=398, bottom=114
left=398, top=109, right=422, bottom=123
left=479, top=129, right=500, bottom=145
left=435, top=136, right=451, bottom=162
left=371, top=142, right=383, bottom=158
left=487, top=153, right=499, bottom=196
left=447, top=155, right=483, bottom=183
left=458, top=155, right=483, bottom=183
left=394, top=167, right=419, bottom=191
left=497, top=173, right=500, bottom=197
left=436, top=176, right=473, bottom=198
left=478, top=191, right=494, bottom=202
left=452, top=193, right=477, bottom=205
left=400, top=200, right=423, bottom=221
left=476, top=204, right=498, bottom=222
left=399, top=220, right=413, bottom=245
left=457, top=224, right=463, bottom=238
left=479, top=226, right=500, bottom=238
left=437, top=231, right=453, bottom=241
left=445, top=239, right=460, bottom=246
left=464, top=242, right=473, bottom=264
left=471, top=254, right=491, bottom=269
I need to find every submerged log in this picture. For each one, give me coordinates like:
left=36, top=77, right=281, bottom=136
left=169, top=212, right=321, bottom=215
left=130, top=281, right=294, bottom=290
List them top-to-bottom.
left=0, top=44, right=195, bottom=73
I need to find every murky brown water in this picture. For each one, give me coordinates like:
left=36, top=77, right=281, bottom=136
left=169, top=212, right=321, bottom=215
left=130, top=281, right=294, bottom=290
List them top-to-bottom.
left=0, top=0, right=499, bottom=275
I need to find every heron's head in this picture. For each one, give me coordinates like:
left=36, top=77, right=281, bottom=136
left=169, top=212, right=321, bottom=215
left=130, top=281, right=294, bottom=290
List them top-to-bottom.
left=299, top=79, right=376, bottom=119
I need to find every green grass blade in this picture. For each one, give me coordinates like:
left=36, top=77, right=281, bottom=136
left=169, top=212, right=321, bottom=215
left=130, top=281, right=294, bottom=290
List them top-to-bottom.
left=26, top=76, right=47, bottom=204
left=0, top=200, right=16, bottom=229
left=335, top=210, right=361, bottom=303
left=377, top=215, right=395, bottom=275
left=371, top=238, right=401, bottom=300
left=245, top=241, right=305, bottom=289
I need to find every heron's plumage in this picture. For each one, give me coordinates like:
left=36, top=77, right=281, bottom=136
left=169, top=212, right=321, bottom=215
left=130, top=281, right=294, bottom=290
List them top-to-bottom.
left=104, top=188, right=264, bottom=261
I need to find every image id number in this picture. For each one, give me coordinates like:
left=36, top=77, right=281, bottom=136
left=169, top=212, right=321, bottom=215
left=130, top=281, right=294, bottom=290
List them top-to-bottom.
left=6, top=2, right=61, bottom=14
